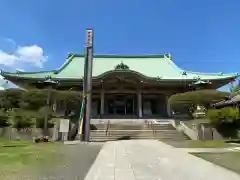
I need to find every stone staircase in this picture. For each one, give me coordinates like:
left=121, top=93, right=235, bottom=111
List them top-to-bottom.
left=90, top=120, right=189, bottom=142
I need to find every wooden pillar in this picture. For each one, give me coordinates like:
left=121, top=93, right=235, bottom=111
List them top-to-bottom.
left=44, top=87, right=52, bottom=135
left=100, top=89, right=105, bottom=117
left=138, top=91, right=142, bottom=118
left=166, top=95, right=171, bottom=117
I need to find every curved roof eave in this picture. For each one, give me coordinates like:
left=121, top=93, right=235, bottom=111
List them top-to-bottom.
left=1, top=53, right=239, bottom=81
left=1, top=69, right=238, bottom=82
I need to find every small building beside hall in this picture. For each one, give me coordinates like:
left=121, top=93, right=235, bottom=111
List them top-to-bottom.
left=1, top=53, right=238, bottom=119
left=213, top=94, right=240, bottom=108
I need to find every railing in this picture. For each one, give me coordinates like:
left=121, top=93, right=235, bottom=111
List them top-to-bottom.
left=105, top=120, right=110, bottom=136
left=144, top=120, right=155, bottom=135
left=179, top=121, right=198, bottom=140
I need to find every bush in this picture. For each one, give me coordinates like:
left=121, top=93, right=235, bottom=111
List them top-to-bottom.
left=0, top=89, right=23, bottom=109
left=35, top=106, right=55, bottom=128
left=206, top=107, right=239, bottom=125
left=206, top=107, right=240, bottom=138
left=0, top=109, right=9, bottom=127
left=9, top=109, right=36, bottom=129
left=206, top=109, right=221, bottom=124
left=216, top=121, right=240, bottom=138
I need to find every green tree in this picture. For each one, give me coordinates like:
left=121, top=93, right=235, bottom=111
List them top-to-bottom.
left=0, top=88, right=84, bottom=129
left=0, top=89, right=23, bottom=110
left=169, top=90, right=230, bottom=116
left=0, top=109, right=9, bottom=127
left=9, top=109, right=36, bottom=129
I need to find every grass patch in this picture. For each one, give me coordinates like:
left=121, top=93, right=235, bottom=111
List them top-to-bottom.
left=0, top=138, right=63, bottom=179
left=0, top=138, right=32, bottom=147
left=168, top=140, right=240, bottom=148
left=183, top=140, right=234, bottom=148
left=192, top=152, right=240, bottom=174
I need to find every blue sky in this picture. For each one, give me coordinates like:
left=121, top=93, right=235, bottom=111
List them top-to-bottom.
left=0, top=0, right=240, bottom=90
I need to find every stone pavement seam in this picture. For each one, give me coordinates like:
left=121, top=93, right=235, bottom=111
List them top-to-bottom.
left=124, top=140, right=160, bottom=180
left=114, top=142, right=136, bottom=180
left=123, top=142, right=137, bottom=180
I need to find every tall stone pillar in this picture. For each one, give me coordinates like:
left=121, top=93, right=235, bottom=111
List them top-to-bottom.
left=100, top=90, right=104, bottom=117
left=138, top=91, right=142, bottom=118
left=166, top=95, right=171, bottom=117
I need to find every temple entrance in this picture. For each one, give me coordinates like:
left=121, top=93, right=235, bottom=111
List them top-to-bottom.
left=105, top=94, right=137, bottom=116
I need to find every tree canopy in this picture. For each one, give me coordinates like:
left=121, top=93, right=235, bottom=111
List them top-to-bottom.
left=0, top=88, right=84, bottom=129
left=0, top=88, right=83, bottom=110
left=169, top=90, right=230, bottom=113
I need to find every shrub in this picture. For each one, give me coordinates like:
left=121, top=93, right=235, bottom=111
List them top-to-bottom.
left=0, top=89, right=23, bottom=109
left=35, top=106, right=55, bottom=128
left=206, top=107, right=239, bottom=125
left=0, top=109, right=9, bottom=127
left=9, top=109, right=36, bottom=129
left=206, top=109, right=222, bottom=124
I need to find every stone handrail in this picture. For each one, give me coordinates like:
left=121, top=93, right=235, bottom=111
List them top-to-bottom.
left=169, top=119, right=198, bottom=140
left=106, top=120, right=110, bottom=136
left=144, top=120, right=155, bottom=134
left=179, top=121, right=198, bottom=140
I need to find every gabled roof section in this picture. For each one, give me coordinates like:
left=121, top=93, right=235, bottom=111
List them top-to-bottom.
left=1, top=53, right=239, bottom=81
left=214, top=94, right=240, bottom=107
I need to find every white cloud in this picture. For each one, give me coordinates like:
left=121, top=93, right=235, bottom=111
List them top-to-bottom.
left=0, top=39, right=48, bottom=68
left=17, top=45, right=48, bottom=68
left=0, top=50, right=18, bottom=66
left=15, top=68, right=25, bottom=72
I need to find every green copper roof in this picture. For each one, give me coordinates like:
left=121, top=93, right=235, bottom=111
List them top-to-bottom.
left=1, top=53, right=238, bottom=81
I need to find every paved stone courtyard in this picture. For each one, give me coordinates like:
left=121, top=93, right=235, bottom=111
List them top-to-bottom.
left=85, top=140, right=240, bottom=180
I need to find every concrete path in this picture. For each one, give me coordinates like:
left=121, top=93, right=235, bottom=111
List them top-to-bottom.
left=85, top=140, right=240, bottom=180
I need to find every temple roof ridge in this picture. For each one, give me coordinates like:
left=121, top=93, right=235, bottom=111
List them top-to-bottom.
left=68, top=53, right=171, bottom=59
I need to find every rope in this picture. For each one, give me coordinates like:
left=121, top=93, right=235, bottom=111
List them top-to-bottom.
left=78, top=98, right=85, bottom=135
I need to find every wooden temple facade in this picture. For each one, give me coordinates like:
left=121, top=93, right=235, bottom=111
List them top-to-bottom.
left=1, top=53, right=238, bottom=119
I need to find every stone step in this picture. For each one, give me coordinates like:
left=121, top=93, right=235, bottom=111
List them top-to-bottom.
left=89, top=121, right=189, bottom=142
left=90, top=124, right=107, bottom=130
left=152, top=125, right=175, bottom=129
left=108, top=126, right=146, bottom=130
left=91, top=129, right=181, bottom=132
left=90, top=131, right=183, bottom=137
left=90, top=133, right=188, bottom=139
left=91, top=134, right=188, bottom=138
left=90, top=135, right=186, bottom=139
left=89, top=138, right=188, bottom=142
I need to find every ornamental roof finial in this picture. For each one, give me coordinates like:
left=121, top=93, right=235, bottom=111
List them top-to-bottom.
left=67, top=52, right=73, bottom=58
left=168, top=52, right=172, bottom=59
left=114, top=61, right=129, bottom=70
left=182, top=71, right=187, bottom=75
